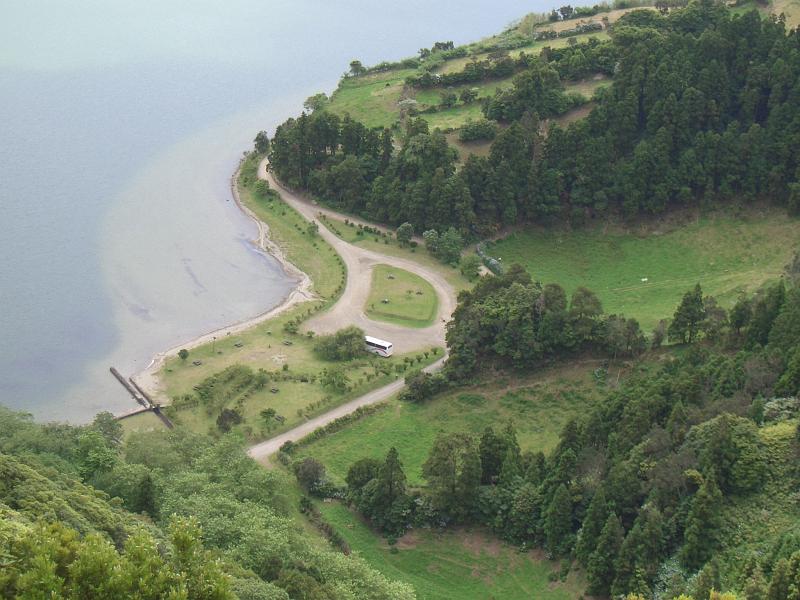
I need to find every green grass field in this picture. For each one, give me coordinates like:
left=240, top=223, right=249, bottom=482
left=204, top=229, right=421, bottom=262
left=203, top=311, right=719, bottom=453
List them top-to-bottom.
left=324, top=32, right=609, bottom=135
left=327, top=69, right=416, bottom=129
left=489, top=211, right=800, bottom=331
left=365, top=265, right=438, bottom=328
left=297, top=361, right=605, bottom=485
left=317, top=502, right=587, bottom=600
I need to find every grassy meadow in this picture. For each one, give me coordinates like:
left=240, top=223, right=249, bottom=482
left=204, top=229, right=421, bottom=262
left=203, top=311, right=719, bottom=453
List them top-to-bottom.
left=324, top=28, right=610, bottom=135
left=327, top=69, right=416, bottom=129
left=489, top=210, right=800, bottom=331
left=366, top=265, right=438, bottom=328
left=297, top=361, right=606, bottom=485
left=316, top=502, right=588, bottom=600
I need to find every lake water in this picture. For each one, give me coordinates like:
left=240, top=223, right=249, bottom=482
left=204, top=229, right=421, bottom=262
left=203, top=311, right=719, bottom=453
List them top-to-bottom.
left=1, top=0, right=550, bottom=422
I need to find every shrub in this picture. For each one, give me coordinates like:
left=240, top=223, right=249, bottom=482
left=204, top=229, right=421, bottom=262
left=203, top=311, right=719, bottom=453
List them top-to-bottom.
left=458, top=118, right=498, bottom=142
left=314, top=326, right=366, bottom=361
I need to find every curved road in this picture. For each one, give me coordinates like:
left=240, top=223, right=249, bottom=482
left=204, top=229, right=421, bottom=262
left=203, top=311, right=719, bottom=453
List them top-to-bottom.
left=248, top=160, right=456, bottom=462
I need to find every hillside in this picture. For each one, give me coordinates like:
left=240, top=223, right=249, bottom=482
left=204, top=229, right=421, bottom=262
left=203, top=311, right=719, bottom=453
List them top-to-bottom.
left=10, top=1, right=800, bottom=599
left=259, top=1, right=800, bottom=598
left=0, top=407, right=415, bottom=599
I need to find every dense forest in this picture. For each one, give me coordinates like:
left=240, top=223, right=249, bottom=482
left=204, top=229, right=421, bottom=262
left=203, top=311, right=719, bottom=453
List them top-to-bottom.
left=269, top=1, right=800, bottom=238
left=291, top=271, right=800, bottom=598
left=0, top=410, right=414, bottom=599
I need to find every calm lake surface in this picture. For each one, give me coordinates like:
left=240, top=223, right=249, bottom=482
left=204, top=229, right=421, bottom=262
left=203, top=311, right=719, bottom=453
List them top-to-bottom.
left=1, top=0, right=550, bottom=422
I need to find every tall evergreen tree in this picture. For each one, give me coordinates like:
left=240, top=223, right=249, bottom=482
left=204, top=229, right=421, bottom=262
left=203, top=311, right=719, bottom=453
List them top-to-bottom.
left=669, top=284, right=706, bottom=343
left=479, top=427, right=506, bottom=485
left=423, top=433, right=481, bottom=521
left=377, top=447, right=407, bottom=507
left=681, top=476, right=723, bottom=571
left=544, top=483, right=573, bottom=556
left=575, top=487, right=609, bottom=564
left=612, top=506, right=664, bottom=596
left=587, top=514, right=624, bottom=596
left=692, top=559, right=720, bottom=600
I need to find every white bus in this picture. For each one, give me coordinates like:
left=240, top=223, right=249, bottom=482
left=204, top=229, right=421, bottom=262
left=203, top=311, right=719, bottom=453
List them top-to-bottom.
left=365, top=335, right=393, bottom=357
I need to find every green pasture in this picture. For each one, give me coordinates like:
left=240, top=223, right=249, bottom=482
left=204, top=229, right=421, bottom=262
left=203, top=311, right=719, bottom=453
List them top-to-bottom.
left=327, top=69, right=416, bottom=129
left=489, top=211, right=800, bottom=331
left=365, top=265, right=438, bottom=328
left=163, top=335, right=441, bottom=442
left=297, top=361, right=605, bottom=486
left=317, top=502, right=587, bottom=600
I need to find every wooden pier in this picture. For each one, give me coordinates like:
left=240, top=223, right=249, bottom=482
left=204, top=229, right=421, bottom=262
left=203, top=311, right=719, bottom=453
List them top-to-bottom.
left=110, top=367, right=174, bottom=429
left=110, top=367, right=148, bottom=408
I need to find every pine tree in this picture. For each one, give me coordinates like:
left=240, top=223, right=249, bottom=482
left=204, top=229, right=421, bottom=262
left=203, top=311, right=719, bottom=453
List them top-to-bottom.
left=669, top=284, right=706, bottom=343
left=479, top=427, right=507, bottom=484
left=499, top=446, right=522, bottom=487
left=378, top=447, right=407, bottom=506
left=525, top=451, right=547, bottom=485
left=136, top=472, right=157, bottom=517
left=681, top=476, right=722, bottom=571
left=544, top=483, right=573, bottom=556
left=575, top=487, right=608, bottom=565
left=611, top=507, right=664, bottom=597
left=587, top=514, right=624, bottom=596
left=767, top=558, right=790, bottom=600
left=692, top=560, right=720, bottom=600
left=743, top=566, right=767, bottom=600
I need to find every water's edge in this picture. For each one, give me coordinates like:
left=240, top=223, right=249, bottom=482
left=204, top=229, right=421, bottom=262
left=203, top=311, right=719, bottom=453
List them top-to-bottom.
left=131, top=157, right=315, bottom=405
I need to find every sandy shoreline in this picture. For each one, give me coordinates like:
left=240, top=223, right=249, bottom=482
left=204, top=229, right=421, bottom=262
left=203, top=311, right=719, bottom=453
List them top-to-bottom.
left=130, top=157, right=315, bottom=406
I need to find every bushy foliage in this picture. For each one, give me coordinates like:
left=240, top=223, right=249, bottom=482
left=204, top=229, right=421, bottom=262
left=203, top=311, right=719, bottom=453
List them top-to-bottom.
left=444, top=264, right=644, bottom=378
left=342, top=278, right=800, bottom=597
left=313, top=325, right=366, bottom=361
left=0, top=411, right=416, bottom=599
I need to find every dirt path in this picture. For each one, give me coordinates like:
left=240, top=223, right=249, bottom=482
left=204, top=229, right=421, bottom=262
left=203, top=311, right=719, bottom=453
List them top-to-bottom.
left=246, top=159, right=457, bottom=461
left=258, top=159, right=456, bottom=353
left=248, top=357, right=445, bottom=461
